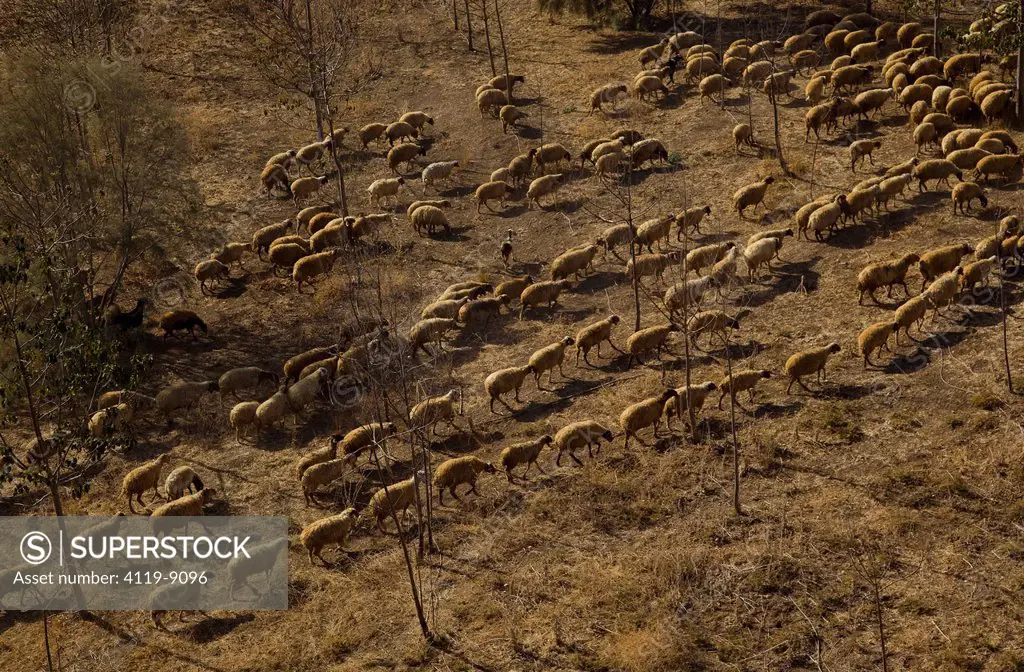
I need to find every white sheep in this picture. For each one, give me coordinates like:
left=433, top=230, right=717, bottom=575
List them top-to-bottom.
left=421, top=161, right=459, bottom=189
left=733, top=176, right=775, bottom=216
left=367, top=177, right=405, bottom=206
left=743, top=238, right=784, bottom=279
left=574, top=315, right=622, bottom=365
left=625, top=323, right=676, bottom=367
left=529, top=336, right=575, bottom=388
left=717, top=369, right=772, bottom=409
left=663, top=382, right=718, bottom=431
left=620, top=389, right=678, bottom=448
left=553, top=420, right=614, bottom=466
left=121, top=454, right=170, bottom=513
left=433, top=456, right=496, bottom=504
left=164, top=466, right=204, bottom=500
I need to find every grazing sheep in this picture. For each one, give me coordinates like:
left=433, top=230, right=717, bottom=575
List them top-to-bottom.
left=489, top=73, right=525, bottom=90
left=699, top=74, right=727, bottom=104
left=590, top=83, right=629, bottom=113
left=981, top=89, right=1012, bottom=123
left=499, top=105, right=528, bottom=133
left=385, top=121, right=418, bottom=146
left=358, top=122, right=388, bottom=148
left=733, top=123, right=756, bottom=151
left=980, top=130, right=1018, bottom=153
left=630, top=138, right=669, bottom=168
left=975, top=138, right=1006, bottom=155
left=294, top=139, right=331, bottom=175
left=386, top=143, right=427, bottom=173
left=535, top=143, right=572, bottom=173
left=946, top=148, right=992, bottom=171
left=265, top=149, right=296, bottom=171
left=595, top=152, right=621, bottom=177
left=974, top=153, right=1023, bottom=183
left=884, top=157, right=920, bottom=179
left=913, top=159, right=962, bottom=191
left=421, top=161, right=459, bottom=189
left=261, top=163, right=291, bottom=197
left=527, top=173, right=565, bottom=209
left=290, top=175, right=330, bottom=204
left=733, top=176, right=775, bottom=216
left=475, top=180, right=513, bottom=213
left=951, top=182, right=988, bottom=214
left=407, top=199, right=452, bottom=220
left=409, top=205, right=451, bottom=237
left=675, top=205, right=712, bottom=238
left=251, top=219, right=295, bottom=259
left=743, top=238, right=784, bottom=279
left=267, top=243, right=309, bottom=274
left=918, top=243, right=973, bottom=290
left=857, top=253, right=920, bottom=304
left=664, top=275, right=717, bottom=315
left=519, top=279, right=572, bottom=319
left=422, top=297, right=469, bottom=320
left=407, top=317, right=459, bottom=357
left=858, top=320, right=897, bottom=367
left=624, top=323, right=676, bottom=367
left=529, top=336, right=575, bottom=388
left=784, top=343, right=841, bottom=393
left=282, top=346, right=334, bottom=381
left=484, top=364, right=534, bottom=413
left=717, top=369, right=772, bottom=409
left=155, top=381, right=218, bottom=421
left=409, top=389, right=461, bottom=435
left=620, top=389, right=678, bottom=448
left=96, top=390, right=126, bottom=411
left=229, top=401, right=259, bottom=443
left=88, top=403, right=134, bottom=438
left=553, top=420, right=614, bottom=466
left=295, top=435, right=341, bottom=479
left=500, top=435, right=554, bottom=482
left=121, top=454, right=170, bottom=513
left=433, top=456, right=496, bottom=504
left=300, top=458, right=349, bottom=506
left=164, top=466, right=204, bottom=500
left=368, top=476, right=422, bottom=533
left=300, top=509, right=357, bottom=565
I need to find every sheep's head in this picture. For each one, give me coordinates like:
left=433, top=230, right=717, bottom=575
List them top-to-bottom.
left=764, top=176, right=775, bottom=185
left=561, top=336, right=575, bottom=347
left=827, top=343, right=842, bottom=354
left=759, top=370, right=772, bottom=379
left=205, top=380, right=220, bottom=392
left=703, top=382, right=718, bottom=392
left=660, top=389, right=679, bottom=402
left=600, top=429, right=614, bottom=442
left=538, top=435, right=554, bottom=447
left=481, top=462, right=497, bottom=474
left=200, top=488, right=217, bottom=503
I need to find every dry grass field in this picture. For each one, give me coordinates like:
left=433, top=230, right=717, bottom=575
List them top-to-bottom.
left=4, top=0, right=1024, bottom=670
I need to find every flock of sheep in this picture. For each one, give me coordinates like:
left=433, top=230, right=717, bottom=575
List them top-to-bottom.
left=68, top=1, right=1024, bottom=624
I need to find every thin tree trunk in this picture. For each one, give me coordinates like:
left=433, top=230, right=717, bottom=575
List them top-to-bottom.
left=305, top=0, right=324, bottom=139
left=452, top=0, right=459, bottom=29
left=464, top=0, right=474, bottom=50
left=480, top=0, right=496, bottom=76
left=495, top=0, right=512, bottom=104
left=717, top=0, right=724, bottom=111
left=932, top=0, right=940, bottom=59
left=1017, top=0, right=1024, bottom=122
left=769, top=64, right=790, bottom=176
left=320, top=77, right=349, bottom=215
left=625, top=165, right=640, bottom=332
left=679, top=172, right=698, bottom=442
left=1001, top=260, right=1013, bottom=391
left=725, top=340, right=741, bottom=515
left=370, top=447, right=431, bottom=640
left=874, top=580, right=889, bottom=672
left=43, top=612, right=53, bottom=672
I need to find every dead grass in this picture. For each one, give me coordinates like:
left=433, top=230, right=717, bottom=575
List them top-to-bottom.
left=5, top=0, right=1024, bottom=670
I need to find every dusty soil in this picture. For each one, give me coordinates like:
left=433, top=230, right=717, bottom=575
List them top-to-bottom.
left=5, top=0, right=1024, bottom=670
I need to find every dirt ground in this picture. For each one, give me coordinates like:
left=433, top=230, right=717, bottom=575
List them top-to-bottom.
left=5, top=0, right=1024, bottom=670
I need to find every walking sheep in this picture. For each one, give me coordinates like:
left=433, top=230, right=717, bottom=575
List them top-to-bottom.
left=733, top=176, right=775, bottom=217
left=475, top=180, right=513, bottom=213
left=918, top=243, right=973, bottom=291
left=856, top=253, right=920, bottom=303
left=519, top=280, right=572, bottom=319
left=574, top=315, right=622, bottom=365
left=858, top=320, right=897, bottom=367
left=625, top=323, right=676, bottom=367
left=529, top=336, right=575, bottom=388
left=784, top=343, right=841, bottom=393
left=484, top=364, right=535, bottom=413
left=717, top=369, right=772, bottom=410
left=155, top=381, right=219, bottom=422
left=663, top=382, right=718, bottom=432
left=409, top=389, right=461, bottom=435
left=620, top=389, right=678, bottom=449
left=230, top=401, right=259, bottom=443
left=553, top=420, right=614, bottom=466
left=295, top=434, right=342, bottom=479
left=500, top=435, right=554, bottom=482
left=121, top=454, right=170, bottom=514
left=433, top=456, right=496, bottom=504
left=301, top=458, right=349, bottom=506
left=164, top=466, right=204, bottom=500
left=369, top=476, right=422, bottom=533
left=150, top=488, right=216, bottom=518
left=300, top=509, right=357, bottom=565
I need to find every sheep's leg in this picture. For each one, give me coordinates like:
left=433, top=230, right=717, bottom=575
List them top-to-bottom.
left=796, top=377, right=813, bottom=393
left=570, top=449, right=583, bottom=465
left=534, top=461, right=546, bottom=475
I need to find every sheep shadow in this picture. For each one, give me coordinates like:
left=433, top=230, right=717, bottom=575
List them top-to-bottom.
left=584, top=32, right=663, bottom=55
left=723, top=94, right=752, bottom=108
left=515, top=125, right=544, bottom=140
left=438, top=185, right=476, bottom=199
left=489, top=204, right=529, bottom=219
left=825, top=222, right=876, bottom=249
left=739, top=262, right=821, bottom=307
left=574, top=271, right=620, bottom=293
left=818, top=383, right=881, bottom=401
left=751, top=401, right=801, bottom=419
left=427, top=430, right=480, bottom=457
left=185, top=614, right=256, bottom=644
